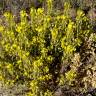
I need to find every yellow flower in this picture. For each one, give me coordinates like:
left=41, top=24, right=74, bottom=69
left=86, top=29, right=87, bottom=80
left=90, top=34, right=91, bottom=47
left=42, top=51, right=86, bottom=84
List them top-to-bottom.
left=47, top=0, right=52, bottom=4
left=30, top=8, right=34, bottom=14
left=37, top=8, right=44, bottom=15
left=20, top=10, right=27, bottom=17
left=77, top=10, right=85, bottom=17
left=4, top=12, right=13, bottom=19
left=60, top=15, right=66, bottom=19
left=56, top=16, right=61, bottom=20
left=46, top=17, right=51, bottom=22
left=21, top=22, right=26, bottom=26
left=67, top=22, right=74, bottom=30
left=16, top=25, right=22, bottom=33
left=0, top=26, right=4, bottom=31
left=35, top=27, right=43, bottom=32
left=51, top=28, right=58, bottom=40
left=32, top=36, right=37, bottom=43
left=61, top=37, right=66, bottom=48
left=12, top=44, right=17, bottom=48
left=66, top=45, right=75, bottom=54
left=26, top=52, right=30, bottom=56
left=47, top=56, right=53, bottom=62
left=37, top=59, right=43, bottom=67
left=17, top=60, right=22, bottom=64
left=6, top=64, right=12, bottom=69
left=44, top=66, right=49, bottom=73
left=65, top=70, right=76, bottom=81
left=24, top=71, right=28, bottom=76
left=0, top=75, right=3, bottom=80
left=38, top=76, right=45, bottom=81
left=30, top=80, right=37, bottom=87
left=26, top=92, right=34, bottom=96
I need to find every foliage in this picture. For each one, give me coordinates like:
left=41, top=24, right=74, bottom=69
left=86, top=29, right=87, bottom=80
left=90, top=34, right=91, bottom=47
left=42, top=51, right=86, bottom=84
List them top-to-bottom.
left=0, top=0, right=95, bottom=96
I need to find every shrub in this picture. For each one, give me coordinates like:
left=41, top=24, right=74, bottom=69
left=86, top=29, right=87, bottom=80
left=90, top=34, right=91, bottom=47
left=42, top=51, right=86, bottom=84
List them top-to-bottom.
left=0, top=1, right=94, bottom=96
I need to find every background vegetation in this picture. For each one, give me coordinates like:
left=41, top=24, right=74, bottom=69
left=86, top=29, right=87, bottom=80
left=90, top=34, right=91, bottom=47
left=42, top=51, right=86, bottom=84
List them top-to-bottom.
left=0, top=0, right=96, bottom=96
